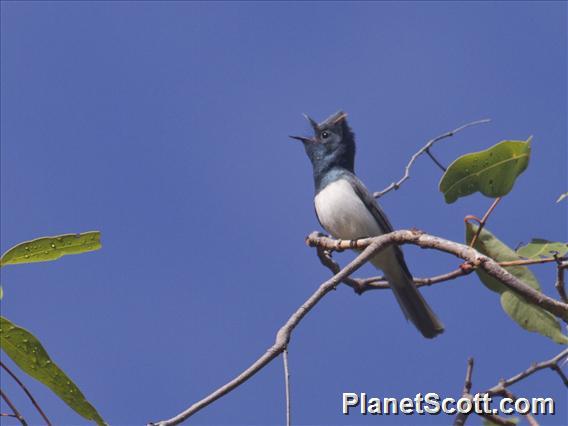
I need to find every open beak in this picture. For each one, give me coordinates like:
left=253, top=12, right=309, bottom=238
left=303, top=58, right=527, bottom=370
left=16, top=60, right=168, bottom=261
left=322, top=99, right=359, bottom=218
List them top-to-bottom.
left=289, top=113, right=319, bottom=143
left=302, top=113, right=320, bottom=133
left=289, top=135, right=313, bottom=143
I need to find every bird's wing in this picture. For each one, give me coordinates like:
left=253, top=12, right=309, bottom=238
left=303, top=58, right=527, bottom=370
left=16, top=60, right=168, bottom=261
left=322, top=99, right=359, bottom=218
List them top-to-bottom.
left=345, top=173, right=413, bottom=277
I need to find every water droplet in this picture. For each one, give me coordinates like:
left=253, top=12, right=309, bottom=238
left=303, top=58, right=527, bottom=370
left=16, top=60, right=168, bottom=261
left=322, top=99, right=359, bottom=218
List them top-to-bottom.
left=57, top=237, right=63, bottom=242
left=50, top=243, right=56, bottom=248
left=24, top=246, right=30, bottom=251
left=24, top=254, right=30, bottom=259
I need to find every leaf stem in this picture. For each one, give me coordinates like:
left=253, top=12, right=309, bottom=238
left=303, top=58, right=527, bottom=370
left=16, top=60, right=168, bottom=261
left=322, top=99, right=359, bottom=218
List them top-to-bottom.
left=468, top=197, right=502, bottom=248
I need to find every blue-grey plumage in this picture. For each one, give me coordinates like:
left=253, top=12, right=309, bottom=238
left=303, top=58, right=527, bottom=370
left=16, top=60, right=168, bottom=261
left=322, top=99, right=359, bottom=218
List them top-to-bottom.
left=291, top=111, right=444, bottom=338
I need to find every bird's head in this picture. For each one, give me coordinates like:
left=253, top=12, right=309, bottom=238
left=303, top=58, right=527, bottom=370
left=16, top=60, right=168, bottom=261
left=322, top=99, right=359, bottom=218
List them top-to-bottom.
left=290, top=111, right=355, bottom=173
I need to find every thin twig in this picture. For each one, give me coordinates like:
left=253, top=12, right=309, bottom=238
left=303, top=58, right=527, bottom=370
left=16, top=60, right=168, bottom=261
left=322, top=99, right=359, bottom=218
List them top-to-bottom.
left=373, top=118, right=491, bottom=198
left=425, top=148, right=447, bottom=172
left=468, top=197, right=502, bottom=248
left=150, top=231, right=568, bottom=425
left=307, top=231, right=568, bottom=322
left=149, top=238, right=392, bottom=425
left=317, top=247, right=472, bottom=293
left=351, top=257, right=564, bottom=293
left=499, top=257, right=566, bottom=267
left=555, top=260, right=567, bottom=303
left=357, top=267, right=471, bottom=291
left=487, top=348, right=568, bottom=393
left=283, top=349, right=291, bottom=426
left=455, top=350, right=567, bottom=426
left=453, top=357, right=475, bottom=426
left=463, top=358, right=474, bottom=395
left=0, top=361, right=52, bottom=425
left=0, top=388, right=27, bottom=426
left=500, top=389, right=539, bottom=426
left=1, top=413, right=20, bottom=418
left=478, top=413, right=517, bottom=426
left=524, top=413, right=540, bottom=426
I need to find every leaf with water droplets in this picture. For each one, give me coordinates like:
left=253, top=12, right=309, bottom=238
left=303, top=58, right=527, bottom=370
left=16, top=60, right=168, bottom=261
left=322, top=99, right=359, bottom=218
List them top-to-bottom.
left=439, top=137, right=532, bottom=203
left=466, top=223, right=568, bottom=344
left=0, top=232, right=101, bottom=267
left=516, top=239, right=568, bottom=259
left=0, top=316, right=106, bottom=425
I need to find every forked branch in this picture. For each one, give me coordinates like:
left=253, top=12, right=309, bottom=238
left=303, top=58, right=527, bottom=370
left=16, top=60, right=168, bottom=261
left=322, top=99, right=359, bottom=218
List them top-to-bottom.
left=373, top=118, right=491, bottom=198
left=150, top=230, right=568, bottom=425
left=307, top=231, right=568, bottom=322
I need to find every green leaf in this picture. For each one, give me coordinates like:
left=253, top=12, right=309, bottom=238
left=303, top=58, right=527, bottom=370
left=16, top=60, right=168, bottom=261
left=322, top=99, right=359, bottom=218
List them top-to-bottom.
left=440, top=138, right=531, bottom=204
left=557, top=192, right=568, bottom=203
left=466, top=223, right=568, bottom=344
left=466, top=223, right=540, bottom=293
left=0, top=232, right=101, bottom=267
left=517, top=239, right=568, bottom=259
left=501, top=292, right=568, bottom=345
left=0, top=316, right=106, bottom=425
left=483, top=417, right=519, bottom=426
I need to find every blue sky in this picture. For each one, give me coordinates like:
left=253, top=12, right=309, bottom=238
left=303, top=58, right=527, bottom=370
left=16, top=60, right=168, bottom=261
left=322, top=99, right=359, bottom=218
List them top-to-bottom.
left=1, top=1, right=566, bottom=425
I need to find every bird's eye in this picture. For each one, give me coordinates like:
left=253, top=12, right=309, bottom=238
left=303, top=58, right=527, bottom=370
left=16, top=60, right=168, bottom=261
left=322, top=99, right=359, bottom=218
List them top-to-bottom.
left=321, top=131, right=330, bottom=139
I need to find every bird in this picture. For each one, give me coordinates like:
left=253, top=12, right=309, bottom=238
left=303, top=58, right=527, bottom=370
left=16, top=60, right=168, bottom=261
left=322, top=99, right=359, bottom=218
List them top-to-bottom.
left=290, top=111, right=444, bottom=338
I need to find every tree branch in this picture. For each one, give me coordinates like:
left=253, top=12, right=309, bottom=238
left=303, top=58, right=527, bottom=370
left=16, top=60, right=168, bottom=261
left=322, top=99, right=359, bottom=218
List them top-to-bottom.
left=373, top=118, right=491, bottom=198
left=468, top=197, right=502, bottom=248
left=149, top=230, right=567, bottom=425
left=306, top=231, right=568, bottom=322
left=149, top=238, right=393, bottom=425
left=315, top=244, right=473, bottom=294
left=335, top=256, right=564, bottom=294
left=555, top=260, right=567, bottom=303
left=487, top=348, right=568, bottom=393
left=283, top=349, right=291, bottom=426
left=454, top=350, right=567, bottom=426
left=462, top=357, right=474, bottom=395
left=453, top=358, right=475, bottom=426
left=0, top=361, right=51, bottom=426
left=0, top=388, right=27, bottom=426
left=500, top=389, right=539, bottom=426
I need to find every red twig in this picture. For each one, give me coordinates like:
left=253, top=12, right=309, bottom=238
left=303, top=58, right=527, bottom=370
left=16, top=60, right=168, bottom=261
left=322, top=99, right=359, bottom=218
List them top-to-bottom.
left=468, top=197, right=502, bottom=247
left=0, top=361, right=51, bottom=425
left=0, top=388, right=27, bottom=426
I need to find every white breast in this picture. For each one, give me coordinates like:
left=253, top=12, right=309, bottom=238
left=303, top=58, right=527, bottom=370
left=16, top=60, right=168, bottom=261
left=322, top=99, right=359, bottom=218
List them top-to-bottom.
left=314, top=179, right=383, bottom=240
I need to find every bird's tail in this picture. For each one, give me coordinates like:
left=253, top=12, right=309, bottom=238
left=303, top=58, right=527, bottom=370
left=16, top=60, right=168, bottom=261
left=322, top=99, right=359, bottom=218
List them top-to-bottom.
left=372, top=254, right=444, bottom=338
